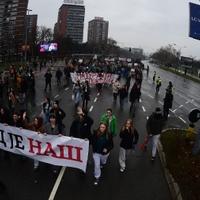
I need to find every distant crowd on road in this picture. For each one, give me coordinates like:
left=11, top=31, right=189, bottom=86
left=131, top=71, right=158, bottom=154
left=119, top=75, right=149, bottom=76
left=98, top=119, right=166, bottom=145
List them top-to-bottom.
left=0, top=56, right=175, bottom=186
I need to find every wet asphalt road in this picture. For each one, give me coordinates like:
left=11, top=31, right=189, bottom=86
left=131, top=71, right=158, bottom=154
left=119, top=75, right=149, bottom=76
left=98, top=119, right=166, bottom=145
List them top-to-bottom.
left=0, top=60, right=199, bottom=200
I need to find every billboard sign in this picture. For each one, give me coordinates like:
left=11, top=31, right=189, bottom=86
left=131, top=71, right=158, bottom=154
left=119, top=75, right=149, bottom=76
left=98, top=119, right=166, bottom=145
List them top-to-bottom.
left=189, top=2, right=200, bottom=40
left=39, top=43, right=58, bottom=53
left=181, top=56, right=193, bottom=65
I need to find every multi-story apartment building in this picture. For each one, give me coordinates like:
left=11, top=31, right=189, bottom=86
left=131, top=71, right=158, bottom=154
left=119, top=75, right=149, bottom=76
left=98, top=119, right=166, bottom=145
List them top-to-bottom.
left=0, top=0, right=28, bottom=62
left=54, top=0, right=85, bottom=44
left=26, top=14, right=37, bottom=45
left=87, top=17, right=109, bottom=44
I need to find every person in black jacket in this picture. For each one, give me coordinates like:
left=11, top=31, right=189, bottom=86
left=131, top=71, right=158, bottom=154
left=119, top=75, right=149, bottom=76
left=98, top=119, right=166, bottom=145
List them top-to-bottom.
left=55, top=68, right=63, bottom=86
left=44, top=69, right=52, bottom=91
left=81, top=81, right=90, bottom=110
left=129, top=81, right=141, bottom=113
left=119, top=85, right=128, bottom=110
left=163, top=89, right=173, bottom=120
left=42, top=97, right=52, bottom=124
left=50, top=101, right=66, bottom=134
left=0, top=107, right=11, bottom=124
left=146, top=107, right=165, bottom=161
left=70, top=108, right=94, bottom=142
left=9, top=112, right=23, bottom=128
left=119, top=119, right=139, bottom=172
left=92, top=123, right=113, bottom=185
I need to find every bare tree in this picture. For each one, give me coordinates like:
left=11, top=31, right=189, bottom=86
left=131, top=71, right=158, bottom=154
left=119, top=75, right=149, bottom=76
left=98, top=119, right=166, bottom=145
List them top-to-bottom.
left=36, top=26, right=53, bottom=44
left=151, top=45, right=180, bottom=66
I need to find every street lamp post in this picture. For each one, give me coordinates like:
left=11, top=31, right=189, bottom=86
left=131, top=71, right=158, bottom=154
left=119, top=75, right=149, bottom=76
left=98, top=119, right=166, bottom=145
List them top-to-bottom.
left=24, top=8, right=32, bottom=62
left=171, top=43, right=186, bottom=71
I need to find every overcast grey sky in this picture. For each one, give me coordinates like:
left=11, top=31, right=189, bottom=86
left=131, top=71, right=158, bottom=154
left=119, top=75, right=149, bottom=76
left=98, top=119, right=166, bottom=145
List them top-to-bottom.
left=29, top=0, right=200, bottom=58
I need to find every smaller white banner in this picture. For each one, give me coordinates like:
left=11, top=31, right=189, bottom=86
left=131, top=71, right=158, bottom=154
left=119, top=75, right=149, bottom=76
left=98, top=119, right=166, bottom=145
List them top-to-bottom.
left=70, top=72, right=118, bottom=85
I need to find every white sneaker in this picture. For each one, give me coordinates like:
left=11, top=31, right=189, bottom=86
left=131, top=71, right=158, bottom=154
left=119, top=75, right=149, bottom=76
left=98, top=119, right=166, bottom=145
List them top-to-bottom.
left=120, top=168, right=125, bottom=172
left=94, top=178, right=99, bottom=185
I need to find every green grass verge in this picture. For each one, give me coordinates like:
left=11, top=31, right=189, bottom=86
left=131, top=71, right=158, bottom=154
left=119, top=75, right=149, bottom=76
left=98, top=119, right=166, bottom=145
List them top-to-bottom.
left=159, top=66, right=200, bottom=84
left=161, top=130, right=200, bottom=200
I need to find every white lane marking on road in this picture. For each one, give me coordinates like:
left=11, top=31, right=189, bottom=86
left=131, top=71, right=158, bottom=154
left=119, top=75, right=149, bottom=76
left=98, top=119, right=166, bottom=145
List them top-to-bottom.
left=65, top=88, right=69, bottom=91
left=148, top=94, right=154, bottom=99
left=54, top=95, right=59, bottom=99
left=94, top=97, right=98, bottom=103
left=159, top=101, right=164, bottom=105
left=179, top=105, right=183, bottom=108
left=89, top=106, right=94, bottom=112
left=142, top=106, right=146, bottom=112
left=172, top=109, right=177, bottom=113
left=178, top=117, right=187, bottom=124
left=48, top=167, right=66, bottom=200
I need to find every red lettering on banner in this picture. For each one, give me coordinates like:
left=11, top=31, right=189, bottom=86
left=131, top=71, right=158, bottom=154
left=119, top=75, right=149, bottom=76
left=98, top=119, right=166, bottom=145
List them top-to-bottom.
left=28, top=138, right=43, bottom=155
left=28, top=139, right=83, bottom=162
left=43, top=142, right=58, bottom=158
left=57, top=145, right=83, bottom=163
left=73, top=146, right=83, bottom=162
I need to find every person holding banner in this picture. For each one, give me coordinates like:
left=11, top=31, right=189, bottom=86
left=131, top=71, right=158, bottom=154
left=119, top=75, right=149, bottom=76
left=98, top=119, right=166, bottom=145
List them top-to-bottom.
left=50, top=101, right=66, bottom=134
left=0, top=107, right=10, bottom=124
left=70, top=108, right=94, bottom=143
left=9, top=112, right=23, bottom=128
left=44, top=114, right=61, bottom=173
left=45, top=114, right=62, bottom=136
left=26, top=117, right=45, bottom=170
left=92, top=123, right=113, bottom=185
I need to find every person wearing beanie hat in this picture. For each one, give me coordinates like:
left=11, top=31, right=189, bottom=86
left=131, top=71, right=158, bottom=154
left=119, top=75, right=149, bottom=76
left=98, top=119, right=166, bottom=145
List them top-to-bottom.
left=146, top=107, right=165, bottom=161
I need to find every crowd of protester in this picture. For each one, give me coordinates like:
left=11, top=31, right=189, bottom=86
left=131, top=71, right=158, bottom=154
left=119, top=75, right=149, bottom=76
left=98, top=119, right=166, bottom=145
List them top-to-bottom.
left=0, top=57, right=171, bottom=186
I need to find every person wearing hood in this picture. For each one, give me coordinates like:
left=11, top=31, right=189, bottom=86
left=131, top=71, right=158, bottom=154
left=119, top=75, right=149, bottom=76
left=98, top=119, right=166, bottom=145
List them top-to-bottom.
left=146, top=107, right=165, bottom=161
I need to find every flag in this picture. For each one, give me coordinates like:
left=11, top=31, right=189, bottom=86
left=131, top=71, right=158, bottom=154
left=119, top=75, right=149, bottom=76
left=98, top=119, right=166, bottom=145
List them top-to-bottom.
left=189, top=2, right=200, bottom=40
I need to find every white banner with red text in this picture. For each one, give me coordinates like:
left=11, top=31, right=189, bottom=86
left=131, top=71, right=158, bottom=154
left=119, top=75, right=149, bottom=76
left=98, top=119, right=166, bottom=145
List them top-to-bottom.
left=70, top=72, right=119, bottom=85
left=0, top=123, right=89, bottom=172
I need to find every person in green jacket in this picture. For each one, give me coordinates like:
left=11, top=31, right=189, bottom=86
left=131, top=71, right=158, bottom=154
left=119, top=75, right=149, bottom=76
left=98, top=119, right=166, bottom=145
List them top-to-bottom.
left=100, top=108, right=117, bottom=136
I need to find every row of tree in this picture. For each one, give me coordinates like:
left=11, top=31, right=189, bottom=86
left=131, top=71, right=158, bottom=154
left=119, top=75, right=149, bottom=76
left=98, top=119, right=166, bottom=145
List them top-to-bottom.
left=34, top=26, right=139, bottom=59
left=150, top=45, right=200, bottom=75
